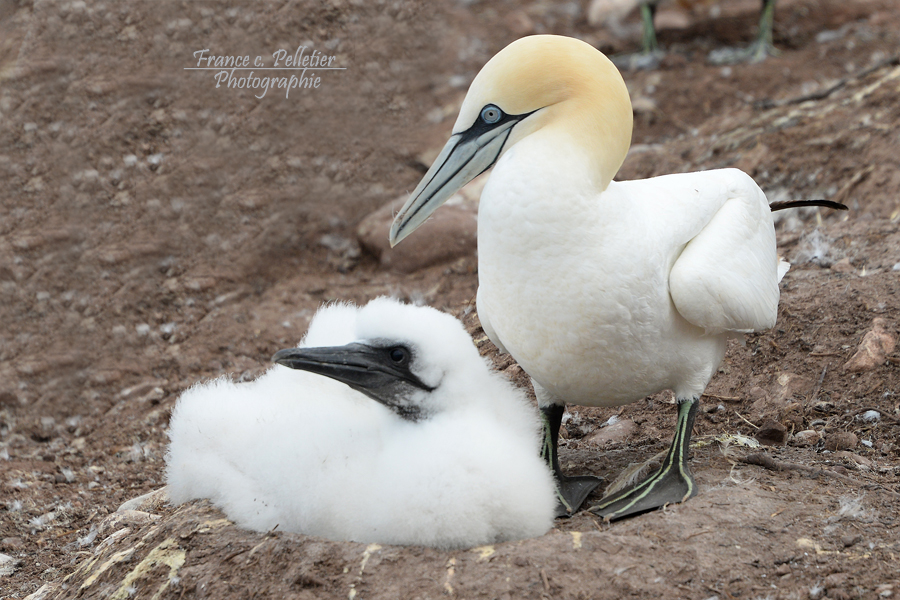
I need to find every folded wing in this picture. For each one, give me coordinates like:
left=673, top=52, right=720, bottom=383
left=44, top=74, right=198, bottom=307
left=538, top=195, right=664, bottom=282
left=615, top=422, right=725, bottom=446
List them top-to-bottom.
left=669, top=175, right=781, bottom=334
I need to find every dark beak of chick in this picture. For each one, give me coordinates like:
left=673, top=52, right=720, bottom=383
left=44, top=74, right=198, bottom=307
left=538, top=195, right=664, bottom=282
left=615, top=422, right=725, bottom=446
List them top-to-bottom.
left=272, top=343, right=433, bottom=421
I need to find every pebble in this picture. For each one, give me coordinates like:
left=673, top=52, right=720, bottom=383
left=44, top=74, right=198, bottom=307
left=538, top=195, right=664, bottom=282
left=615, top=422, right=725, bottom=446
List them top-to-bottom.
left=631, top=96, right=658, bottom=114
left=830, top=257, right=854, bottom=273
left=843, top=318, right=896, bottom=372
left=750, top=374, right=812, bottom=422
left=860, top=410, right=880, bottom=422
left=585, top=418, right=635, bottom=446
left=755, top=420, right=787, bottom=446
left=792, top=429, right=822, bottom=447
left=823, top=431, right=858, bottom=451
left=834, top=451, right=873, bottom=468
left=1, top=537, right=24, bottom=551
left=0, top=553, right=22, bottom=576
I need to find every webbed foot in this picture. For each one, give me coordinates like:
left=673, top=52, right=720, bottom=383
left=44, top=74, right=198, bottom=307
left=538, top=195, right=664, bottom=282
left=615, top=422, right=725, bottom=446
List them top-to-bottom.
left=589, top=399, right=698, bottom=520
left=540, top=403, right=602, bottom=517
left=555, top=474, right=603, bottom=518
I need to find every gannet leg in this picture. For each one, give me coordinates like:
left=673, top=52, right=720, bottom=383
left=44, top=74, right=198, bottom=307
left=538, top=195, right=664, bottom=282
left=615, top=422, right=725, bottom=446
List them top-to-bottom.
left=709, top=0, right=779, bottom=64
left=746, top=0, right=779, bottom=62
left=610, top=2, right=664, bottom=71
left=639, top=2, right=658, bottom=55
left=589, top=398, right=698, bottom=520
left=540, top=404, right=603, bottom=518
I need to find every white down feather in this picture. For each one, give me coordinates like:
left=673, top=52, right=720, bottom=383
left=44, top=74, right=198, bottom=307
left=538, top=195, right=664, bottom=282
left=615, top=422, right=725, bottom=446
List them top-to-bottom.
left=165, top=297, right=556, bottom=550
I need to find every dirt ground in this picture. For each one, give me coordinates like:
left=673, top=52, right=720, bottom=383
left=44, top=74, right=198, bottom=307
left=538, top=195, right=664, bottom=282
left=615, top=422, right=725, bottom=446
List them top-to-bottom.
left=1, top=0, right=899, bottom=598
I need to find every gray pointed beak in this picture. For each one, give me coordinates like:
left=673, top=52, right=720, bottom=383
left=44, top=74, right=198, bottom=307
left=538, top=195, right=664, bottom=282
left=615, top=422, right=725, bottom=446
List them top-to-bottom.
left=389, top=114, right=527, bottom=247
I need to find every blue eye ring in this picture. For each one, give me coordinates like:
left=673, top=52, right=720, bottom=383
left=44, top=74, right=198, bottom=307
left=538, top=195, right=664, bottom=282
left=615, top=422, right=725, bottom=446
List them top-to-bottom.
left=480, top=105, right=503, bottom=124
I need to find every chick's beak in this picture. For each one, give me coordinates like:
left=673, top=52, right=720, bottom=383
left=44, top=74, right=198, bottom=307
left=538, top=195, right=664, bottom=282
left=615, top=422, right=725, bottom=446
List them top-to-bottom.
left=272, top=343, right=432, bottom=411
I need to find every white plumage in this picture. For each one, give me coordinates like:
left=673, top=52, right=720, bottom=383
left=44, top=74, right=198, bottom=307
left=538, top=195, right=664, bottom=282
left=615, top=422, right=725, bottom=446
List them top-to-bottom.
left=388, top=35, right=808, bottom=518
left=475, top=166, right=783, bottom=406
left=165, top=297, right=556, bottom=549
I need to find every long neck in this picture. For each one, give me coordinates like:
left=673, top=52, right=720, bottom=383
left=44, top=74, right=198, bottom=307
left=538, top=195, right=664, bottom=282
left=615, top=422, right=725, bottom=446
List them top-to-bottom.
left=515, top=89, right=631, bottom=193
left=554, top=96, right=631, bottom=191
left=480, top=129, right=608, bottom=254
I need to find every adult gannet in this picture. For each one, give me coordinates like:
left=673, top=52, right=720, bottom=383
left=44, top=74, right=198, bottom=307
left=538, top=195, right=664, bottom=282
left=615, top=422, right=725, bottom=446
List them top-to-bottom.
left=389, top=35, right=845, bottom=519
left=165, top=298, right=556, bottom=549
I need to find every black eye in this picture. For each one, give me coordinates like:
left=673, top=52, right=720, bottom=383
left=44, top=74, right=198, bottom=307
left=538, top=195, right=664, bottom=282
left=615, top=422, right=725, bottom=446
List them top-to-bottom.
left=480, top=105, right=502, bottom=124
left=389, top=347, right=408, bottom=364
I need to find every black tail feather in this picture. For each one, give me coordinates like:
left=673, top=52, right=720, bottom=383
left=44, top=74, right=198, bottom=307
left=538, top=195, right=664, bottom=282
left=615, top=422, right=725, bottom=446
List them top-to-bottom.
left=769, top=199, right=848, bottom=212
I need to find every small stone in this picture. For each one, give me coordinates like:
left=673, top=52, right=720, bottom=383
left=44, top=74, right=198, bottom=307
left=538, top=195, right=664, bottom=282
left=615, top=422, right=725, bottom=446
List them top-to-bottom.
left=587, top=0, right=634, bottom=26
left=655, top=9, right=691, bottom=30
left=631, top=96, right=657, bottom=114
left=830, top=257, right=854, bottom=273
left=184, top=277, right=216, bottom=291
left=843, top=318, right=896, bottom=372
left=772, top=373, right=814, bottom=402
left=751, top=374, right=812, bottom=422
left=748, top=386, right=767, bottom=401
left=813, top=400, right=835, bottom=412
left=860, top=410, right=881, bottom=422
left=585, top=419, right=636, bottom=446
left=755, top=420, right=787, bottom=446
left=792, top=430, right=822, bottom=447
left=824, top=431, right=858, bottom=451
left=834, top=451, right=874, bottom=469
left=117, top=487, right=170, bottom=513
left=841, top=534, right=862, bottom=547
left=1, top=537, right=24, bottom=551
left=0, top=553, right=22, bottom=576
left=774, top=563, right=791, bottom=576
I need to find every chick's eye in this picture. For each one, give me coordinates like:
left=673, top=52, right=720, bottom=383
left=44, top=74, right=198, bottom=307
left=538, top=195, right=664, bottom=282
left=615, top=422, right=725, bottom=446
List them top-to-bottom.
left=480, top=105, right=502, bottom=124
left=389, top=347, right=408, bottom=364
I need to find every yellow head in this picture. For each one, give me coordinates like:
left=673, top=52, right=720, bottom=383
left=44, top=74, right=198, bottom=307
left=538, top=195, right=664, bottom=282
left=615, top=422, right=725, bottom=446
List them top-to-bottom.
left=390, top=35, right=633, bottom=246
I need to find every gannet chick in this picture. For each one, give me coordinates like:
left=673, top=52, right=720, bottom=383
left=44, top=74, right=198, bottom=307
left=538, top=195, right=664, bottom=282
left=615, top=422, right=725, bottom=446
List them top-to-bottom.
left=389, top=35, right=846, bottom=519
left=165, top=297, right=556, bottom=549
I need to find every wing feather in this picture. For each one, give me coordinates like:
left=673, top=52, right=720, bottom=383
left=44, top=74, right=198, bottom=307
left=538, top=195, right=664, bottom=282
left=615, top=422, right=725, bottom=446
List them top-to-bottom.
left=669, top=175, right=780, bottom=334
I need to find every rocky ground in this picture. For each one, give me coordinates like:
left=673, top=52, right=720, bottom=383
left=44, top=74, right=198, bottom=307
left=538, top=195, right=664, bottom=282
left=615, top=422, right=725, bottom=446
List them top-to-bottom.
left=1, top=0, right=898, bottom=598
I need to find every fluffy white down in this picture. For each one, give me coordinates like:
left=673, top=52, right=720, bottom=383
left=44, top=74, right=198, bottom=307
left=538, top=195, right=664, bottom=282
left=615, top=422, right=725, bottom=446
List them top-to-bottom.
left=165, top=298, right=556, bottom=550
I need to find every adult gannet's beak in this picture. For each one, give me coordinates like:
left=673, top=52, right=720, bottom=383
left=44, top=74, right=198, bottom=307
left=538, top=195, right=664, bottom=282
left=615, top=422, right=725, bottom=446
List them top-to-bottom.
left=388, top=109, right=534, bottom=247
left=273, top=343, right=433, bottom=420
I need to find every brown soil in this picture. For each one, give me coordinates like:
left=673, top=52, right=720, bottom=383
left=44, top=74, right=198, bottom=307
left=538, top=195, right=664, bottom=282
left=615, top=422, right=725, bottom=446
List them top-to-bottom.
left=2, top=0, right=898, bottom=598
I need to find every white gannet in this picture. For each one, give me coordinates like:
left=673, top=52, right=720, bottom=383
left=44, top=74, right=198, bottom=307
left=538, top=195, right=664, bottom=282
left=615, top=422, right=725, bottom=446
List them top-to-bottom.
left=389, top=35, right=845, bottom=519
left=165, top=297, right=556, bottom=549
